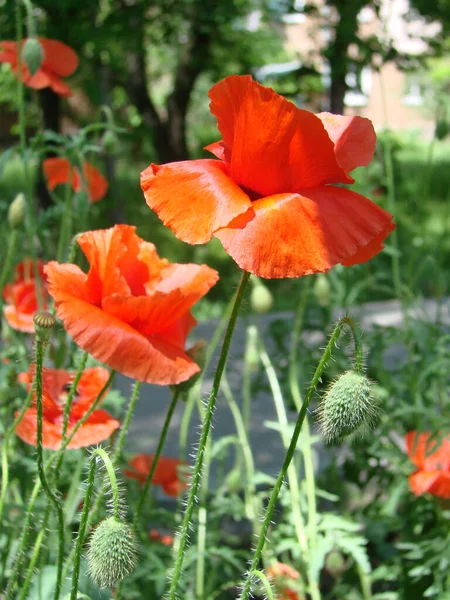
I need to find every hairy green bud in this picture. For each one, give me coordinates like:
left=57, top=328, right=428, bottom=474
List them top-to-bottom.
left=21, top=38, right=44, bottom=75
left=8, top=193, right=27, bottom=229
left=313, top=273, right=331, bottom=307
left=250, top=278, right=273, bottom=313
left=244, top=324, right=259, bottom=373
left=317, top=370, right=378, bottom=444
left=87, top=517, right=137, bottom=589
left=325, top=549, right=347, bottom=577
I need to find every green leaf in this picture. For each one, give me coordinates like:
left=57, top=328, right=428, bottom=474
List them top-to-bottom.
left=309, top=535, right=335, bottom=582
left=337, top=536, right=371, bottom=574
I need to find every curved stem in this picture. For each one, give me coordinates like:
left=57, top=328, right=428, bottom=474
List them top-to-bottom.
left=0, top=230, right=19, bottom=293
left=167, top=270, right=250, bottom=599
left=238, top=316, right=364, bottom=600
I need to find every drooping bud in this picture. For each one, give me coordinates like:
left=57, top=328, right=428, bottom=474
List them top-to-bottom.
left=21, top=38, right=44, bottom=75
left=102, top=130, right=119, bottom=154
left=8, top=193, right=27, bottom=229
left=313, top=273, right=331, bottom=307
left=250, top=278, right=273, bottom=313
left=33, top=311, right=56, bottom=343
left=171, top=340, right=207, bottom=396
left=317, top=370, right=378, bottom=444
left=87, top=517, right=137, bottom=589
left=325, top=549, right=347, bottom=577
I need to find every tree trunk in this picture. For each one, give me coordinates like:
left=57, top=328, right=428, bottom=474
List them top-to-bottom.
left=329, top=71, right=347, bottom=114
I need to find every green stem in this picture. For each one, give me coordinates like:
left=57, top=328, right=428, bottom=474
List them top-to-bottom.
left=15, top=0, right=25, bottom=153
left=56, top=181, right=74, bottom=263
left=167, top=270, right=250, bottom=599
left=238, top=317, right=363, bottom=600
left=34, top=337, right=65, bottom=600
left=112, top=380, right=142, bottom=464
left=0, top=386, right=34, bottom=526
left=133, top=388, right=179, bottom=530
left=70, top=447, right=120, bottom=599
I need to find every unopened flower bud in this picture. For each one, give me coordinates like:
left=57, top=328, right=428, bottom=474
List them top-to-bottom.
left=21, top=38, right=44, bottom=76
left=102, top=130, right=119, bottom=154
left=8, top=193, right=27, bottom=229
left=313, top=273, right=330, bottom=307
left=250, top=278, right=273, bottom=314
left=33, top=311, right=56, bottom=343
left=244, top=325, right=259, bottom=373
left=171, top=340, right=207, bottom=396
left=317, top=370, right=378, bottom=444
left=225, top=468, right=243, bottom=493
left=87, top=517, right=137, bottom=589
left=325, top=549, right=347, bottom=577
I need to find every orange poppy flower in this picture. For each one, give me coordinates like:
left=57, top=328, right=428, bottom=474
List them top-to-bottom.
left=0, top=38, right=78, bottom=97
left=141, top=75, right=395, bottom=279
left=43, top=157, right=108, bottom=203
left=45, top=225, right=218, bottom=384
left=2, top=260, right=49, bottom=333
left=15, top=366, right=119, bottom=450
left=406, top=432, right=450, bottom=499
left=124, top=454, right=188, bottom=496
left=148, top=529, right=174, bottom=546
left=266, top=562, right=302, bottom=600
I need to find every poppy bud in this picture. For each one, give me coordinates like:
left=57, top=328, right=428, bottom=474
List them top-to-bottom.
left=21, top=38, right=44, bottom=76
left=435, top=119, right=449, bottom=141
left=102, top=130, right=119, bottom=154
left=8, top=193, right=27, bottom=229
left=313, top=273, right=331, bottom=307
left=250, top=278, right=273, bottom=313
left=33, top=311, right=56, bottom=343
left=244, top=325, right=259, bottom=373
left=171, top=340, right=207, bottom=396
left=317, top=370, right=378, bottom=444
left=225, top=468, right=243, bottom=493
left=87, top=517, right=137, bottom=589
left=325, top=549, right=347, bottom=577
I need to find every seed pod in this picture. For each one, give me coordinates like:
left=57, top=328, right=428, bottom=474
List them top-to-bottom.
left=21, top=38, right=44, bottom=75
left=8, top=193, right=27, bottom=229
left=250, top=278, right=273, bottom=313
left=33, top=311, right=56, bottom=343
left=244, top=325, right=259, bottom=373
left=317, top=370, right=378, bottom=444
left=87, top=517, right=137, bottom=589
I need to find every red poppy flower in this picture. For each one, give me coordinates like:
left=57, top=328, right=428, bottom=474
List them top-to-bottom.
left=0, top=38, right=78, bottom=97
left=141, top=75, right=395, bottom=279
left=43, top=157, right=108, bottom=203
left=45, top=225, right=218, bottom=384
left=2, top=260, right=49, bottom=333
left=15, top=366, right=118, bottom=450
left=406, top=432, right=450, bottom=499
left=124, top=454, right=188, bottom=496
left=148, top=529, right=174, bottom=546
left=266, top=563, right=302, bottom=600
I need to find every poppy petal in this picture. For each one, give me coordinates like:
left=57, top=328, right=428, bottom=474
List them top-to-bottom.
left=39, top=38, right=79, bottom=77
left=24, top=70, right=51, bottom=90
left=47, top=73, right=73, bottom=97
left=208, top=75, right=352, bottom=197
left=317, top=113, right=376, bottom=173
left=204, top=140, right=226, bottom=161
left=43, top=157, right=72, bottom=190
left=140, top=159, right=252, bottom=244
left=81, top=162, right=108, bottom=202
left=216, top=186, right=394, bottom=278
left=46, top=279, right=199, bottom=385
left=3, top=305, right=35, bottom=333
left=15, top=408, right=119, bottom=450
left=428, top=473, right=450, bottom=499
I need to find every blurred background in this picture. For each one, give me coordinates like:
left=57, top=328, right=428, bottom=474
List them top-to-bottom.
left=0, top=0, right=449, bottom=313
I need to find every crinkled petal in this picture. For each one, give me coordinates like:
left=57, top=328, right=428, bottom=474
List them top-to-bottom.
left=39, top=38, right=79, bottom=77
left=208, top=75, right=352, bottom=197
left=317, top=113, right=376, bottom=173
left=141, top=159, right=252, bottom=244
left=215, top=186, right=395, bottom=279
left=15, top=408, right=119, bottom=450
